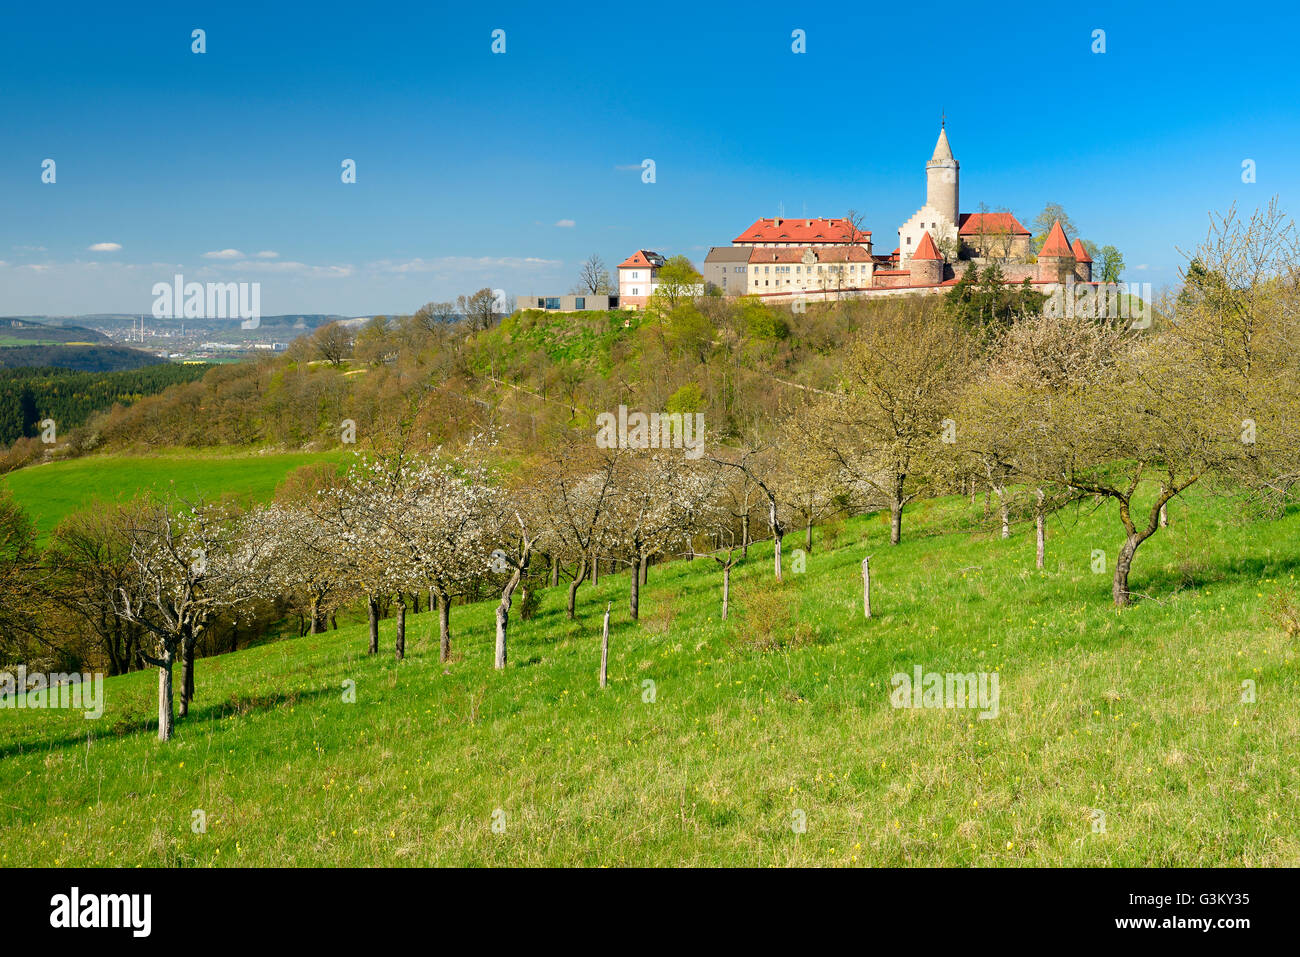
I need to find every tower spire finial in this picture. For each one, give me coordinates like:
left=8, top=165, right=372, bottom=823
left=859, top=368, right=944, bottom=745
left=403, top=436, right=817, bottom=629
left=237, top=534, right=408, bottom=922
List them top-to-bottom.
left=940, top=108, right=945, bottom=128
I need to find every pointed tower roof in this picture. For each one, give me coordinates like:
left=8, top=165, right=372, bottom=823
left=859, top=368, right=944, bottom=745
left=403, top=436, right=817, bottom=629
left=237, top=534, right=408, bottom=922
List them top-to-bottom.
left=930, top=127, right=954, bottom=163
left=1040, top=220, right=1074, bottom=258
left=912, top=231, right=941, bottom=260
left=1071, top=238, right=1093, bottom=263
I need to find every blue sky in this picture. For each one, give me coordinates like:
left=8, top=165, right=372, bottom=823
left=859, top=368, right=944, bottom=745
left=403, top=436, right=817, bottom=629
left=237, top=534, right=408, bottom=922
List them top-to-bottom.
left=3, top=0, right=1298, bottom=316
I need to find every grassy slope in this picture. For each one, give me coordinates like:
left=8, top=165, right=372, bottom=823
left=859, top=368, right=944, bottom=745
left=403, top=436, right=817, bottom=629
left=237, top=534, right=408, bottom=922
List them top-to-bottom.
left=2, top=450, right=344, bottom=540
left=1, top=486, right=1296, bottom=867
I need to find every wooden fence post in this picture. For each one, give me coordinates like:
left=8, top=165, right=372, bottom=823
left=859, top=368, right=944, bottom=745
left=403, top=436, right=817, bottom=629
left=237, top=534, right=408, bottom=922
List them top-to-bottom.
left=862, top=556, right=872, bottom=620
left=599, top=602, right=611, bottom=688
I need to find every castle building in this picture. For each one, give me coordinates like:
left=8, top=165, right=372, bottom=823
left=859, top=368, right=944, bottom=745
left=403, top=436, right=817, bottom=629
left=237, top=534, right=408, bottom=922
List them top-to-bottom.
left=617, top=123, right=1105, bottom=312
left=744, top=245, right=875, bottom=295
left=617, top=249, right=666, bottom=309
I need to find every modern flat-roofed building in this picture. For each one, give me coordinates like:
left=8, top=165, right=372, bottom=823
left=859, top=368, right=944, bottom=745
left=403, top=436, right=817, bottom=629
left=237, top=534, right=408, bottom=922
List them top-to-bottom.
left=515, top=293, right=620, bottom=312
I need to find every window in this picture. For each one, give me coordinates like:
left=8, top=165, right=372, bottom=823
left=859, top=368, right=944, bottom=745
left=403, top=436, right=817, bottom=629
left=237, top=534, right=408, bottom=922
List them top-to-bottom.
left=545, top=297, right=561, bottom=310
left=574, top=297, right=585, bottom=310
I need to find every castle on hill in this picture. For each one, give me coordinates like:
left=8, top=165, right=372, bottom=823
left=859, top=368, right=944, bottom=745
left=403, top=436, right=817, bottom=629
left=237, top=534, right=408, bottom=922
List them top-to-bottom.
left=518, top=124, right=1100, bottom=314
left=702, top=124, right=1095, bottom=303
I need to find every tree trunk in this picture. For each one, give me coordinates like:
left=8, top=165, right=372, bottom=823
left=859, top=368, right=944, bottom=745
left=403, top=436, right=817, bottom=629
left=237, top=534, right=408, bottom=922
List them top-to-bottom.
left=1035, top=489, right=1046, bottom=570
left=889, top=500, right=902, bottom=546
left=1159, top=500, right=1168, bottom=528
left=742, top=513, right=750, bottom=557
left=806, top=515, right=813, bottom=551
left=1113, top=534, right=1141, bottom=607
left=630, top=551, right=641, bottom=620
left=550, top=553, right=559, bottom=587
left=639, top=553, right=648, bottom=586
left=592, top=554, right=600, bottom=586
left=567, top=556, right=588, bottom=620
left=722, top=563, right=730, bottom=621
left=496, top=570, right=522, bottom=670
left=437, top=588, right=452, bottom=662
left=367, top=595, right=379, bottom=655
left=310, top=596, right=323, bottom=634
left=395, top=597, right=406, bottom=661
left=599, top=602, right=611, bottom=688
left=330, top=614, right=338, bottom=631
left=228, top=623, right=239, bottom=654
left=178, top=626, right=196, bottom=719
left=157, top=654, right=175, bottom=742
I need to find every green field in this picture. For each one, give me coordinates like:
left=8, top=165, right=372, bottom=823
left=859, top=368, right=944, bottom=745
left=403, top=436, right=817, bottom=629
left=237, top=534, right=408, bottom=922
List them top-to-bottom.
left=2, top=450, right=344, bottom=539
left=2, top=484, right=1295, bottom=867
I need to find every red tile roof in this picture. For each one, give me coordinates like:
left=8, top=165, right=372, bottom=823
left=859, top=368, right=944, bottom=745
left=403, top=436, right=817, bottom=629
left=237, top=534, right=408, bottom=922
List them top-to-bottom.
left=958, top=212, right=1030, bottom=237
left=734, top=217, right=870, bottom=244
left=1039, top=221, right=1074, bottom=258
left=911, top=231, right=941, bottom=261
left=1071, top=238, right=1093, bottom=263
left=748, top=246, right=875, bottom=264
left=618, top=250, right=664, bottom=269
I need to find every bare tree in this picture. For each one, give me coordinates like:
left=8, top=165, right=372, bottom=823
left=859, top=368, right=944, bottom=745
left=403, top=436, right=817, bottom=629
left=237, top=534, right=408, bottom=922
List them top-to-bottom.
left=576, top=254, right=612, bottom=295
left=458, top=288, right=500, bottom=332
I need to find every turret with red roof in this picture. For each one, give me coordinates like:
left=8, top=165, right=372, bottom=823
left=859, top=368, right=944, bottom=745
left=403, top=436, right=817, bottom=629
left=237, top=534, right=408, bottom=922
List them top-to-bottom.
left=1036, top=220, right=1076, bottom=282
left=1070, top=238, right=1093, bottom=282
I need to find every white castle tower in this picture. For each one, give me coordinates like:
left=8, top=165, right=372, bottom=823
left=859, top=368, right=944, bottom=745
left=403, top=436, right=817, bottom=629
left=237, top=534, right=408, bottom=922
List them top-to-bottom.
left=898, top=123, right=961, bottom=269
left=925, top=125, right=959, bottom=225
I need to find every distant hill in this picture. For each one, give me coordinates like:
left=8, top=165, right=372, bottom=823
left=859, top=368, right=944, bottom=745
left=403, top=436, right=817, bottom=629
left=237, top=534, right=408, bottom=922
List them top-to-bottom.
left=0, top=317, right=110, bottom=346
left=0, top=319, right=159, bottom=372
left=0, top=344, right=165, bottom=372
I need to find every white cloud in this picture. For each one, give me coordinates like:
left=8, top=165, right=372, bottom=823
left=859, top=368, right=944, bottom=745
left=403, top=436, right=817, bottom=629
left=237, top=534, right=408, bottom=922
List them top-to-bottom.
left=555, top=219, right=576, bottom=228
left=88, top=242, right=122, bottom=252
left=202, top=248, right=245, bottom=259
left=255, top=250, right=279, bottom=259
left=234, top=260, right=354, bottom=278
left=1135, top=263, right=1150, bottom=271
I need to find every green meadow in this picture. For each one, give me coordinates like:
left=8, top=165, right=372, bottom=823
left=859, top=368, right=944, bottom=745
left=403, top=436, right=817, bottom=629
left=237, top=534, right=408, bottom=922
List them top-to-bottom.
left=2, top=450, right=344, bottom=540
left=1, top=483, right=1295, bottom=867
